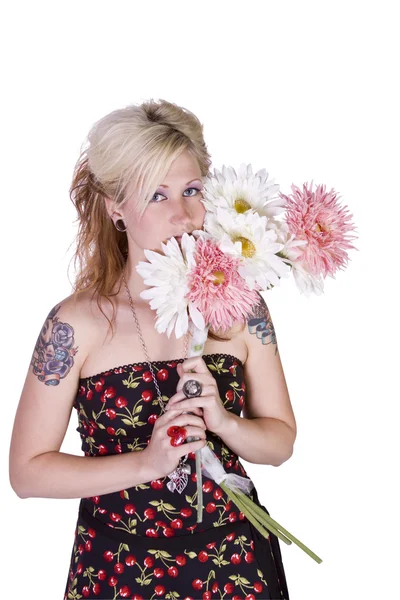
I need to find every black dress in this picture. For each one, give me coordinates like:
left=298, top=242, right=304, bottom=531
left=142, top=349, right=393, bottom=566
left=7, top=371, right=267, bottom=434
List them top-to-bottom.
left=64, top=353, right=290, bottom=600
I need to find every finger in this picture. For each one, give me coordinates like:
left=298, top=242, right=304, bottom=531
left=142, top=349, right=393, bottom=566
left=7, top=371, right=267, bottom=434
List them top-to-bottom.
left=180, top=356, right=210, bottom=375
left=176, top=376, right=215, bottom=395
left=167, top=385, right=211, bottom=403
left=167, top=390, right=188, bottom=404
left=167, top=395, right=214, bottom=413
left=162, top=404, right=204, bottom=420
left=163, top=405, right=204, bottom=418
left=181, top=406, right=203, bottom=416
left=171, top=414, right=207, bottom=429
left=166, top=424, right=206, bottom=440
left=181, top=426, right=207, bottom=439
left=168, top=429, right=207, bottom=449
left=181, top=438, right=207, bottom=453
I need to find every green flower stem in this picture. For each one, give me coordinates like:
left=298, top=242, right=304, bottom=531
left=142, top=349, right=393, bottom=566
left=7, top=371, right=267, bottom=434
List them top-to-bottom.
left=195, top=451, right=203, bottom=523
left=220, top=482, right=274, bottom=540
left=222, top=483, right=288, bottom=542
left=222, top=484, right=323, bottom=564
left=231, top=489, right=291, bottom=543
left=231, top=491, right=292, bottom=543
left=240, top=495, right=323, bottom=564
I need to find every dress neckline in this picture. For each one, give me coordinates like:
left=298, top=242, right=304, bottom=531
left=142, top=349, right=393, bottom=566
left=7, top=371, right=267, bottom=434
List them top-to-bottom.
left=79, top=353, right=244, bottom=383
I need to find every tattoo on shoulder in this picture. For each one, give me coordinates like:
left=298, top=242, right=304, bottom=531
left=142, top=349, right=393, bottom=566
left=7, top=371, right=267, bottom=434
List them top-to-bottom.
left=247, top=294, right=278, bottom=355
left=31, top=304, right=79, bottom=385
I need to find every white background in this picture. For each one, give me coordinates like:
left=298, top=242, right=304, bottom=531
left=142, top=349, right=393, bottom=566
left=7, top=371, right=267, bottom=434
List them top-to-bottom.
left=2, top=1, right=399, bottom=598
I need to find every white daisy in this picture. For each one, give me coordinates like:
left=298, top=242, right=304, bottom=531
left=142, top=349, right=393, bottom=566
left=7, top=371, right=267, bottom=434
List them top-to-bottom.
left=201, top=163, right=286, bottom=219
left=201, top=208, right=291, bottom=290
left=136, top=234, right=205, bottom=339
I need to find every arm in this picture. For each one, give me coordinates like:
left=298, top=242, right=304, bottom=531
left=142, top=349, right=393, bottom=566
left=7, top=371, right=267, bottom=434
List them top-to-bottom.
left=214, top=292, right=297, bottom=467
left=9, top=297, right=158, bottom=500
left=13, top=452, right=158, bottom=500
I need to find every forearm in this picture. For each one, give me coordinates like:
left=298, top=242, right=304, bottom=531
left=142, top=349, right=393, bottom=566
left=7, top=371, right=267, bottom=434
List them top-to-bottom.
left=214, top=413, right=295, bottom=467
left=12, top=450, right=157, bottom=500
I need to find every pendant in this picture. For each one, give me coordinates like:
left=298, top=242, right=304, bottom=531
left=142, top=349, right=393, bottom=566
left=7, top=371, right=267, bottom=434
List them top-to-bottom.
left=167, top=462, right=191, bottom=494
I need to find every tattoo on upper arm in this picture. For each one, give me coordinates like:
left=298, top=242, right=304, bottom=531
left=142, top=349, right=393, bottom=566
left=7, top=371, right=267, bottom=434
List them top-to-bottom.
left=247, top=294, right=278, bottom=355
left=31, top=304, right=79, bottom=385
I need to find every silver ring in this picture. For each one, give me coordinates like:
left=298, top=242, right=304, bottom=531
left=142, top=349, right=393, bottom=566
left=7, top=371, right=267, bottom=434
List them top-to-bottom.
left=182, top=379, right=203, bottom=398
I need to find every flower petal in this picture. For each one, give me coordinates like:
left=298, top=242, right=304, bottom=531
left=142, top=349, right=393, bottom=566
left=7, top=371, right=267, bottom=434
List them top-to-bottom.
left=188, top=301, right=206, bottom=330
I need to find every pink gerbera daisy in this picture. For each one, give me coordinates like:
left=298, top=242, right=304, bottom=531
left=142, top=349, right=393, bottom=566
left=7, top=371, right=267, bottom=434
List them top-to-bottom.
left=279, top=181, right=359, bottom=278
left=186, top=237, right=260, bottom=332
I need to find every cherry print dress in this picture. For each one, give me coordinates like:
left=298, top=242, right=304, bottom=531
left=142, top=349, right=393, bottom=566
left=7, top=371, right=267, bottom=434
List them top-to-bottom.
left=64, top=354, right=290, bottom=600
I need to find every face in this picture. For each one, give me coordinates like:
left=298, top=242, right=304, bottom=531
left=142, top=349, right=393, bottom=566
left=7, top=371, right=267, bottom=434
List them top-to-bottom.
left=109, top=149, right=206, bottom=253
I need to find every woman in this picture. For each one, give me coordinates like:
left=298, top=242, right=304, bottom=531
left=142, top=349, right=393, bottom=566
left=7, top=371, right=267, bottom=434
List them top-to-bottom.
left=9, top=98, right=295, bottom=599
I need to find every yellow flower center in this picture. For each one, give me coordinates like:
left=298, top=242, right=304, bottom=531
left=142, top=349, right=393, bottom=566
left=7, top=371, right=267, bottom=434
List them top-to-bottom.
left=234, top=197, right=251, bottom=213
left=232, top=236, right=256, bottom=258
left=212, top=271, right=225, bottom=285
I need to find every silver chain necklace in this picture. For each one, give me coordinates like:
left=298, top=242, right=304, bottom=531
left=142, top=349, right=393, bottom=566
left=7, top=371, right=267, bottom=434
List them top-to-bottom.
left=121, top=269, right=193, bottom=493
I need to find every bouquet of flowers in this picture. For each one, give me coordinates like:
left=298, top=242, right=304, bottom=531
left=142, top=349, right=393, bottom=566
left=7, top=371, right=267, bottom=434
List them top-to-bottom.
left=136, top=164, right=358, bottom=564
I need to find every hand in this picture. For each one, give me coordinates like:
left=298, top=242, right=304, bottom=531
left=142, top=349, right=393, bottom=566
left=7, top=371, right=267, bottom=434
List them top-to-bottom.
left=165, top=356, right=231, bottom=435
left=143, top=409, right=207, bottom=480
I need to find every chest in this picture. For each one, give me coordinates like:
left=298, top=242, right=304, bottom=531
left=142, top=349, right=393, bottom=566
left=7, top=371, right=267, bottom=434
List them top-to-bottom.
left=79, top=306, right=247, bottom=380
left=75, top=353, right=246, bottom=438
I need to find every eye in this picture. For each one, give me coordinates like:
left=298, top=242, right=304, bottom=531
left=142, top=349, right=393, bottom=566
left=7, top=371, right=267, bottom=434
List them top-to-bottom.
left=150, top=187, right=203, bottom=203
left=184, top=187, right=202, bottom=197
left=151, top=192, right=166, bottom=203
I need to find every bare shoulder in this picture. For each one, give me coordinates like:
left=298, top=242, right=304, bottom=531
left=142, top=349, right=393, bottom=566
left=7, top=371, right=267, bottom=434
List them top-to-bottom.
left=31, top=290, right=108, bottom=382
left=206, top=294, right=276, bottom=366
left=206, top=320, right=248, bottom=365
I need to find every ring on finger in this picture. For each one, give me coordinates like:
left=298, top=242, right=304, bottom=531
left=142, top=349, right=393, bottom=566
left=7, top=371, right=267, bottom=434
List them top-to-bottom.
left=182, top=379, right=203, bottom=398
left=167, top=426, right=188, bottom=447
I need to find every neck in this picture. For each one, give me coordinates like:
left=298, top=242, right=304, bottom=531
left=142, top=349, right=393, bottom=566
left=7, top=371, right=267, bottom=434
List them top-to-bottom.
left=121, top=253, right=152, bottom=304
left=124, top=270, right=192, bottom=358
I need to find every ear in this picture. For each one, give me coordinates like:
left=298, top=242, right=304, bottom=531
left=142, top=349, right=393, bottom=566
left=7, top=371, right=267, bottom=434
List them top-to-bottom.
left=104, top=196, right=123, bottom=221
left=104, top=196, right=114, bottom=218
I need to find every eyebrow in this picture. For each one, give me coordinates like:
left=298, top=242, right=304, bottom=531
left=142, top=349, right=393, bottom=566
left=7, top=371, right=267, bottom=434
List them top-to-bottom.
left=158, top=179, right=202, bottom=188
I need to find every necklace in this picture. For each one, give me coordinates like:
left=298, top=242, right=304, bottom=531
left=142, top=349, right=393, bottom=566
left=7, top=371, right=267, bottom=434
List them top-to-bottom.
left=122, top=269, right=192, bottom=493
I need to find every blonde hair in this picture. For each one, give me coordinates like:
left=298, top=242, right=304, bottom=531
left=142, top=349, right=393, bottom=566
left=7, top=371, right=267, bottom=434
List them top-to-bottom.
left=69, top=98, right=236, bottom=340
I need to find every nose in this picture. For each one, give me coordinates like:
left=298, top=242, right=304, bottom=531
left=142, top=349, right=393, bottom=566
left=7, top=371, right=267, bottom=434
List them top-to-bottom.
left=170, top=197, right=194, bottom=228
